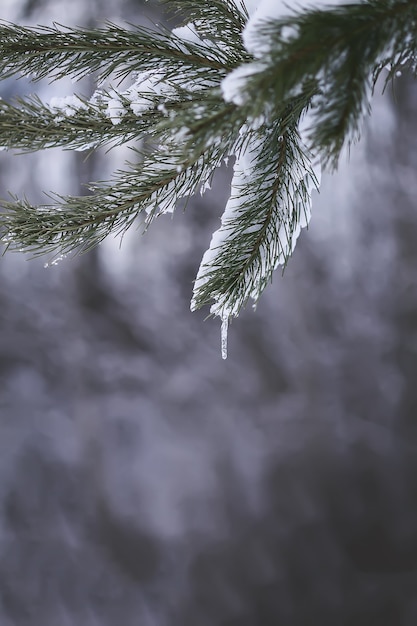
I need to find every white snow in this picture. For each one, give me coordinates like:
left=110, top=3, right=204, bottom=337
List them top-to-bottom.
left=231, top=0, right=354, bottom=59
left=243, top=0, right=296, bottom=58
left=172, top=23, right=210, bottom=49
left=221, top=61, right=267, bottom=106
left=48, top=70, right=179, bottom=130
left=125, top=71, right=176, bottom=116
left=103, top=90, right=125, bottom=125
left=49, top=95, right=88, bottom=117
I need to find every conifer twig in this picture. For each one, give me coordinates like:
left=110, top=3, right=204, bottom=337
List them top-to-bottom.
left=0, top=0, right=416, bottom=356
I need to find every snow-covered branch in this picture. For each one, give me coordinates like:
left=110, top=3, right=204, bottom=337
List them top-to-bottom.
left=0, top=0, right=416, bottom=356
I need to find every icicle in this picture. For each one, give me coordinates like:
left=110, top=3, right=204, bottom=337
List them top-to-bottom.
left=221, top=315, right=229, bottom=360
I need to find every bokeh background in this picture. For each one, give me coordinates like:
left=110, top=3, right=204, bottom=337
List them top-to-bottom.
left=1, top=1, right=417, bottom=624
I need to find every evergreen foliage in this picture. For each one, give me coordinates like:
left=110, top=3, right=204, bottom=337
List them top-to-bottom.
left=0, top=0, right=416, bottom=355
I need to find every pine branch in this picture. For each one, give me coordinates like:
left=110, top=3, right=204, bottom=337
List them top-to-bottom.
left=0, top=0, right=416, bottom=357
left=163, top=0, right=249, bottom=64
left=165, top=0, right=248, bottom=28
left=225, top=0, right=417, bottom=168
left=0, top=21, right=234, bottom=84
left=0, top=84, right=242, bottom=256
left=160, top=89, right=245, bottom=164
left=0, top=92, right=162, bottom=151
left=191, top=96, right=319, bottom=318
left=0, top=146, right=222, bottom=257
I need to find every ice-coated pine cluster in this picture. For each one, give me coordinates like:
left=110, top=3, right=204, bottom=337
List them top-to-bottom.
left=191, top=0, right=331, bottom=357
left=43, top=1, right=338, bottom=359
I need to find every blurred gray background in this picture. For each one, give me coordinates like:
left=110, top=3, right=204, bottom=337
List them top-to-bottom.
left=1, top=1, right=417, bottom=624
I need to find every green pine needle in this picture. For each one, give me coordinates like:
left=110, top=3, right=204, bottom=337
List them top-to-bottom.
left=0, top=0, right=416, bottom=347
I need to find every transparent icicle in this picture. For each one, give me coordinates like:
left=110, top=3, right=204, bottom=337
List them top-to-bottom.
left=221, top=315, right=229, bottom=360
